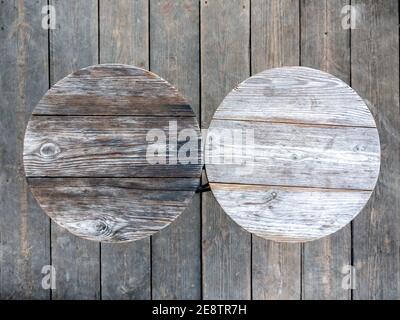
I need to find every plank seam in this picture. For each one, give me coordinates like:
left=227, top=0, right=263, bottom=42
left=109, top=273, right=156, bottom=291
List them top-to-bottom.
left=211, top=118, right=376, bottom=129
left=209, top=182, right=374, bottom=193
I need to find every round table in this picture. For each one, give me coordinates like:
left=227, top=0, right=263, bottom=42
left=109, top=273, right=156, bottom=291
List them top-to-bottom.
left=24, top=64, right=202, bottom=243
left=205, top=67, right=380, bottom=242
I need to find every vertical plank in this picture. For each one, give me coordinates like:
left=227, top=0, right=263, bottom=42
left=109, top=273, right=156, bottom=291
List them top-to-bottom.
left=0, top=0, right=50, bottom=299
left=50, top=0, right=100, bottom=299
left=99, top=0, right=151, bottom=300
left=150, top=0, right=201, bottom=300
left=201, top=0, right=251, bottom=299
left=251, top=0, right=301, bottom=300
left=301, top=0, right=351, bottom=300
left=352, top=0, right=400, bottom=299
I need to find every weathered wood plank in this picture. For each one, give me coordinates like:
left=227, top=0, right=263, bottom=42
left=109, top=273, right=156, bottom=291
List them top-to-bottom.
left=0, top=0, right=50, bottom=299
left=49, top=0, right=100, bottom=299
left=99, top=0, right=151, bottom=300
left=99, top=0, right=148, bottom=69
left=150, top=0, right=201, bottom=299
left=201, top=0, right=251, bottom=299
left=251, top=0, right=301, bottom=300
left=301, top=0, right=352, bottom=300
left=352, top=0, right=400, bottom=299
left=34, top=64, right=192, bottom=116
left=213, top=67, right=375, bottom=127
left=24, top=115, right=201, bottom=178
left=207, top=117, right=380, bottom=190
left=28, top=178, right=197, bottom=242
left=210, top=183, right=371, bottom=242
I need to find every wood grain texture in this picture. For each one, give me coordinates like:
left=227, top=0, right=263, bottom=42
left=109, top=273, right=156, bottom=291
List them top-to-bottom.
left=0, top=0, right=50, bottom=299
left=49, top=0, right=100, bottom=299
left=99, top=0, right=151, bottom=300
left=99, top=0, right=148, bottom=70
left=150, top=0, right=201, bottom=300
left=201, top=0, right=251, bottom=299
left=251, top=0, right=301, bottom=300
left=301, top=0, right=352, bottom=300
left=352, top=0, right=400, bottom=299
left=24, top=64, right=202, bottom=243
left=34, top=64, right=192, bottom=116
left=206, top=67, right=380, bottom=242
left=213, top=67, right=375, bottom=127
left=24, top=115, right=201, bottom=178
left=207, top=117, right=380, bottom=190
left=28, top=178, right=197, bottom=242
left=210, top=183, right=371, bottom=242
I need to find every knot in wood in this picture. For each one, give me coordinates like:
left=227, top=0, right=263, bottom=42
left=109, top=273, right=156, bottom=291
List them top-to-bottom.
left=39, top=142, right=60, bottom=158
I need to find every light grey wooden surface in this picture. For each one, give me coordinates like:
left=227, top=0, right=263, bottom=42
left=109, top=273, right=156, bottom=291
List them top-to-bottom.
left=0, top=0, right=50, bottom=299
left=1, top=0, right=399, bottom=300
left=150, top=0, right=201, bottom=300
left=201, top=0, right=251, bottom=299
left=251, top=0, right=301, bottom=300
left=301, top=0, right=352, bottom=300
left=352, top=0, right=400, bottom=299
left=206, top=67, right=380, bottom=242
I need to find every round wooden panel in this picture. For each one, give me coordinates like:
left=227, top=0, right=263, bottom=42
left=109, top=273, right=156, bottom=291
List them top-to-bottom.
left=24, top=64, right=202, bottom=243
left=205, top=67, right=380, bottom=242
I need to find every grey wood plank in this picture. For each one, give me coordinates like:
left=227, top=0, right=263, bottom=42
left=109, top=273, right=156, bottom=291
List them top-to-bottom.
left=0, top=0, right=50, bottom=299
left=49, top=0, right=100, bottom=299
left=99, top=0, right=150, bottom=300
left=99, top=0, right=148, bottom=70
left=150, top=0, right=201, bottom=300
left=201, top=0, right=251, bottom=299
left=251, top=0, right=301, bottom=300
left=301, top=0, right=352, bottom=300
left=352, top=0, right=400, bottom=299
left=213, top=67, right=375, bottom=127
left=24, top=115, right=202, bottom=178
left=207, top=117, right=380, bottom=190
left=28, top=178, right=197, bottom=242
left=210, top=183, right=371, bottom=242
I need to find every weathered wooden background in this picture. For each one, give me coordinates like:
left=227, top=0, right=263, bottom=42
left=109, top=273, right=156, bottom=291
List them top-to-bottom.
left=0, top=0, right=399, bottom=299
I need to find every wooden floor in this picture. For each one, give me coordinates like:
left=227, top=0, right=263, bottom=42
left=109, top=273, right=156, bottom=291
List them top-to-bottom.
left=0, top=0, right=399, bottom=299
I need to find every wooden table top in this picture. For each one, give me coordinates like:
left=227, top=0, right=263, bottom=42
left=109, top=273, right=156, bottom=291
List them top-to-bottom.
left=23, top=64, right=202, bottom=242
left=205, top=67, right=381, bottom=242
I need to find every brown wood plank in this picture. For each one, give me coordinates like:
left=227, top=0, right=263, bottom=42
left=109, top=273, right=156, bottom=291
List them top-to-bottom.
left=0, top=0, right=50, bottom=299
left=49, top=0, right=100, bottom=299
left=99, top=0, right=151, bottom=300
left=150, top=0, right=201, bottom=299
left=201, top=0, right=251, bottom=299
left=251, top=0, right=301, bottom=300
left=301, top=0, right=352, bottom=300
left=352, top=0, right=400, bottom=299
left=33, top=64, right=192, bottom=116
left=24, top=115, right=201, bottom=178
left=28, top=178, right=197, bottom=242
